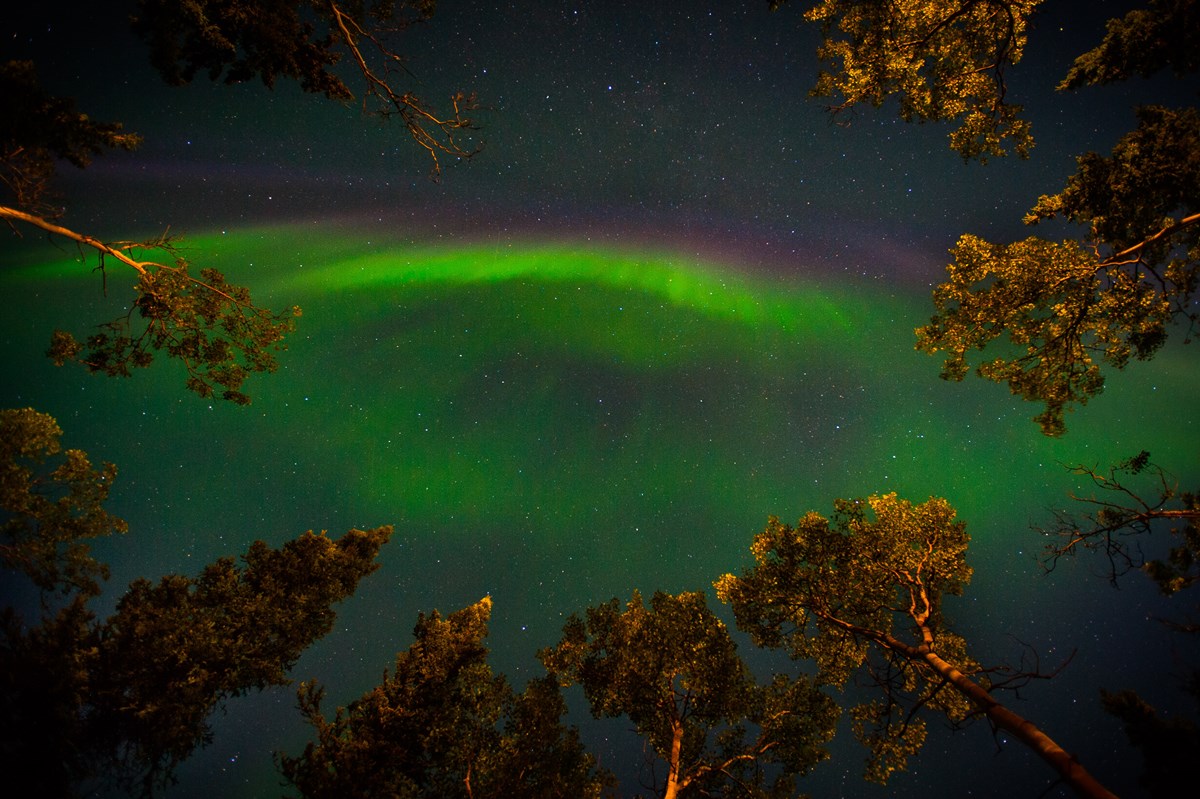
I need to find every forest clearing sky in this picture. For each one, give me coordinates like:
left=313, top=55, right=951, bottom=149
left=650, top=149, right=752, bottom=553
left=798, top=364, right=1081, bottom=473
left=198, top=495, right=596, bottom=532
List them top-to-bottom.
left=15, top=0, right=1179, bottom=272
left=3, top=1, right=1199, bottom=797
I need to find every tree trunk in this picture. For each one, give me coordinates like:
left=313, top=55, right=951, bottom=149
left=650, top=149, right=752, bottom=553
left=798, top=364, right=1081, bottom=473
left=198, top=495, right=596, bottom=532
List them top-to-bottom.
left=825, top=613, right=1120, bottom=798
left=919, top=648, right=1119, bottom=799
left=662, top=719, right=685, bottom=799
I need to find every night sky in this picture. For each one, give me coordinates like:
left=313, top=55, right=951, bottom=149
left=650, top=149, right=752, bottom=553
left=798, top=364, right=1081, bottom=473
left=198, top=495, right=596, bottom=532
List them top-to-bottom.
left=3, top=2, right=1199, bottom=797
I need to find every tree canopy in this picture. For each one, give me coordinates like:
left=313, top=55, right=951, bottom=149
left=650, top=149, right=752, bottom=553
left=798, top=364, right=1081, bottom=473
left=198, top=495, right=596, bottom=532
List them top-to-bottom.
left=2, top=0, right=480, bottom=404
left=130, top=0, right=480, bottom=175
left=769, top=0, right=1200, bottom=776
left=770, top=0, right=1199, bottom=435
left=772, top=0, right=1041, bottom=161
left=906, top=0, right=1197, bottom=435
left=0, top=57, right=297, bottom=405
left=0, top=60, right=142, bottom=218
left=915, top=103, right=1200, bottom=435
left=0, top=407, right=393, bottom=797
left=0, top=407, right=128, bottom=600
left=1040, top=451, right=1200, bottom=594
left=715, top=494, right=1117, bottom=798
left=88, top=526, right=394, bottom=796
left=540, top=590, right=837, bottom=799
left=279, top=597, right=609, bottom=799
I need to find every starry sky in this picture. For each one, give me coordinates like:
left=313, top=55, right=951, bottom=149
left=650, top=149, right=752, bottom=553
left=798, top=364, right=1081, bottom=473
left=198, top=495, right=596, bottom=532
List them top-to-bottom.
left=2, top=2, right=1199, bottom=797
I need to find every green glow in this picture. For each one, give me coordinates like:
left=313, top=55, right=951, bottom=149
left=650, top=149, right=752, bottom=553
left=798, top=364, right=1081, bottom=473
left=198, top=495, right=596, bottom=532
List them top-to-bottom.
left=3, top=225, right=1197, bottom=562
left=4, top=225, right=1199, bottom=799
left=1, top=226, right=860, bottom=372
left=131, top=227, right=1181, bottom=550
left=261, top=235, right=854, bottom=336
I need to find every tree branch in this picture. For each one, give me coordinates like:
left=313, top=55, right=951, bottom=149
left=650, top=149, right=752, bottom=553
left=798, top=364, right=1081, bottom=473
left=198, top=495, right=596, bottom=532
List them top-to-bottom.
left=326, top=0, right=481, bottom=179
left=2, top=204, right=150, bottom=275
left=3, top=204, right=298, bottom=404
left=1103, top=211, right=1200, bottom=264
left=1041, top=454, right=1200, bottom=589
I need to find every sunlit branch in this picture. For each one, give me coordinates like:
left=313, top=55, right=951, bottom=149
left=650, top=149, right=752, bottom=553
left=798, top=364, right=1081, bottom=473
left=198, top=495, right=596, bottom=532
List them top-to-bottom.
left=326, top=0, right=481, bottom=179
left=2, top=203, right=297, bottom=404
left=2, top=204, right=151, bottom=276
left=2, top=204, right=266, bottom=314
left=1103, top=211, right=1200, bottom=264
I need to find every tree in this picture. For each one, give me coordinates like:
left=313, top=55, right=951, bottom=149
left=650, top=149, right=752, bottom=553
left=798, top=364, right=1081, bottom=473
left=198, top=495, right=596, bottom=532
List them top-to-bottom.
left=130, top=0, right=481, bottom=177
left=770, top=0, right=1198, bottom=435
left=771, top=0, right=1041, bottom=161
left=909, top=0, right=1199, bottom=435
left=2, top=1, right=480, bottom=403
left=1, top=57, right=298, bottom=405
left=0, top=59, right=142, bottom=219
left=914, top=103, right=1200, bottom=435
left=1, top=406, right=128, bottom=798
left=0, top=407, right=393, bottom=797
left=0, top=407, right=128, bottom=600
left=715, top=493, right=1118, bottom=799
left=89, top=526, right=394, bottom=796
left=539, top=590, right=837, bottom=799
left=279, top=597, right=610, bottom=799
left=1100, top=687, right=1200, bottom=799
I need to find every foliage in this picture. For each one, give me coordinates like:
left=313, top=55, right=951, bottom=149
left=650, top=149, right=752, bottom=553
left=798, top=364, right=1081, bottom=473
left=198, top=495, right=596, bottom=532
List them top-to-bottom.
left=3, top=0, right=479, bottom=404
left=132, top=0, right=360, bottom=98
left=771, top=0, right=1040, bottom=161
left=868, top=0, right=1200, bottom=765
left=1058, top=0, right=1200, bottom=89
left=769, top=1, right=1200, bottom=432
left=910, top=4, right=1200, bottom=434
left=0, top=59, right=297, bottom=405
left=0, top=60, right=141, bottom=218
left=915, top=104, right=1200, bottom=435
left=1026, top=105, right=1200, bottom=256
left=43, top=250, right=301, bottom=406
left=0, top=407, right=392, bottom=798
left=0, top=407, right=127, bottom=600
left=1, top=410, right=127, bottom=798
left=1035, top=450, right=1199, bottom=793
left=716, top=494, right=1117, bottom=797
left=715, top=495, right=972, bottom=781
left=1142, top=514, right=1200, bottom=597
left=2, top=526, right=393, bottom=799
left=87, top=527, right=393, bottom=795
left=540, top=590, right=837, bottom=799
left=0, top=595, right=97, bottom=798
left=279, top=597, right=610, bottom=799
left=1101, top=688, right=1200, bottom=799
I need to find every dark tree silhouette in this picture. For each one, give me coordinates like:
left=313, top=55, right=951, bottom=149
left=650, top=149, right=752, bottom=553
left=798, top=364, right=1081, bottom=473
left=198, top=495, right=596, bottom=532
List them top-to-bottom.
left=0, top=407, right=392, bottom=797
left=280, top=597, right=610, bottom=799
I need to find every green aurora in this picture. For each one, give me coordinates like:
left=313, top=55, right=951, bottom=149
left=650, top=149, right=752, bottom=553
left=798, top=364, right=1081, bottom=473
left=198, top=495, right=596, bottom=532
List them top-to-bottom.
left=2, top=226, right=1197, bottom=796
left=5, top=226, right=1197, bottom=576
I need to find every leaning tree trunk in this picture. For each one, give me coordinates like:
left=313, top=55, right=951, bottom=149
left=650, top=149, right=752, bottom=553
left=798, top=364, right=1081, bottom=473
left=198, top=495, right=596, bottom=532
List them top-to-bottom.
left=918, top=647, right=1119, bottom=799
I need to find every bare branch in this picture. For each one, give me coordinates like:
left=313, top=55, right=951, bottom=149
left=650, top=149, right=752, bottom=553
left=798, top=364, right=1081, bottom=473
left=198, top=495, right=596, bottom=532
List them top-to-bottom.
left=326, top=1, right=482, bottom=179
left=2, top=204, right=151, bottom=275
left=1041, top=454, right=1200, bottom=591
